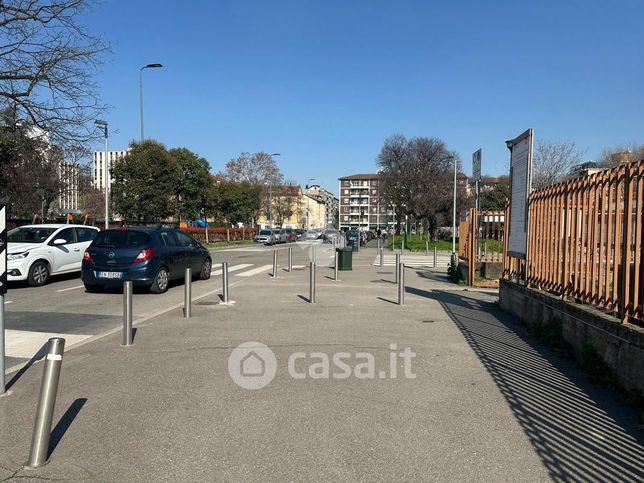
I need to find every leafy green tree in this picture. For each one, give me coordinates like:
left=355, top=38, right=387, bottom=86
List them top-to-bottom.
left=111, top=140, right=178, bottom=221
left=170, top=147, right=212, bottom=220
left=210, top=181, right=260, bottom=226
left=480, top=181, right=510, bottom=211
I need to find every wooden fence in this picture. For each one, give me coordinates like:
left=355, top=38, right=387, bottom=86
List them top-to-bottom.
left=508, top=160, right=644, bottom=324
left=460, top=209, right=506, bottom=285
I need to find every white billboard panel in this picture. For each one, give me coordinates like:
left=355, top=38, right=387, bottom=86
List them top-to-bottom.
left=506, top=129, right=533, bottom=259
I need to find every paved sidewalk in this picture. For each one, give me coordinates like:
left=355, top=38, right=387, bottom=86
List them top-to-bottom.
left=0, top=247, right=642, bottom=481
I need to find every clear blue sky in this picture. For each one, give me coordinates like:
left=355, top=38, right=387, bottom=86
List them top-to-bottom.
left=84, top=0, right=644, bottom=195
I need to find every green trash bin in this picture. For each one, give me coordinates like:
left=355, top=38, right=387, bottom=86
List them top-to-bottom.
left=351, top=240, right=359, bottom=252
left=337, top=247, right=353, bottom=270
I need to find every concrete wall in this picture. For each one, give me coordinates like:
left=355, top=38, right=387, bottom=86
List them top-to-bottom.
left=499, top=279, right=644, bottom=397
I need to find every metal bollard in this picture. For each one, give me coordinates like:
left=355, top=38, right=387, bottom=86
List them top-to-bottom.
left=402, top=238, right=405, bottom=252
left=426, top=240, right=429, bottom=256
left=288, top=246, right=293, bottom=273
left=379, top=246, right=384, bottom=267
left=433, top=247, right=437, bottom=268
left=272, top=249, right=278, bottom=278
left=334, top=250, right=339, bottom=281
left=395, top=252, right=401, bottom=283
left=309, top=261, right=316, bottom=303
left=222, top=262, right=229, bottom=303
left=398, top=262, right=405, bottom=306
left=183, top=268, right=192, bottom=318
left=122, top=281, right=133, bottom=346
left=27, top=337, right=65, bottom=468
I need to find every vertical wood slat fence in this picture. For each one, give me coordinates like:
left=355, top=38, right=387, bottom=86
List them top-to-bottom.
left=512, top=160, right=644, bottom=324
left=460, top=209, right=506, bottom=285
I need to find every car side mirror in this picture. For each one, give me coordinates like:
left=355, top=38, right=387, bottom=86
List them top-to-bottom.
left=52, top=238, right=67, bottom=246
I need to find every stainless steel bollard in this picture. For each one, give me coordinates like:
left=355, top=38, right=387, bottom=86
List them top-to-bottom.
left=402, top=238, right=405, bottom=252
left=426, top=240, right=429, bottom=256
left=288, top=246, right=293, bottom=273
left=379, top=246, right=384, bottom=267
left=433, top=247, right=437, bottom=268
left=272, top=249, right=278, bottom=278
left=334, top=250, right=339, bottom=281
left=395, top=252, right=401, bottom=283
left=309, top=261, right=316, bottom=303
left=222, top=262, right=229, bottom=303
left=398, top=262, right=405, bottom=306
left=183, top=268, right=192, bottom=318
left=122, top=281, right=133, bottom=346
left=27, top=337, right=65, bottom=468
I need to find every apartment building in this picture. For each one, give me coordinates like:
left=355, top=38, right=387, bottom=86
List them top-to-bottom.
left=93, top=150, right=128, bottom=192
left=56, top=161, right=80, bottom=212
left=338, top=173, right=390, bottom=231
left=303, top=184, right=339, bottom=228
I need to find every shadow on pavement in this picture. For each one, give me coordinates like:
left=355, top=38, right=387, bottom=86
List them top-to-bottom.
left=406, top=286, right=644, bottom=481
left=6, top=343, right=46, bottom=390
left=48, top=398, right=88, bottom=458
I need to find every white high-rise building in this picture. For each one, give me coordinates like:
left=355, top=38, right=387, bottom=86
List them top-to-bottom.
left=93, top=150, right=128, bottom=191
left=57, top=162, right=80, bottom=211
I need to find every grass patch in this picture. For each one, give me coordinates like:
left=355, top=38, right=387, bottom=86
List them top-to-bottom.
left=387, top=235, right=456, bottom=252
left=205, top=239, right=255, bottom=250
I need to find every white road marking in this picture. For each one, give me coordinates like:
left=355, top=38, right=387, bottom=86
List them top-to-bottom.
left=211, top=263, right=253, bottom=276
left=236, top=264, right=274, bottom=277
left=56, top=285, right=85, bottom=293
left=4, top=300, right=13, bottom=305
left=4, top=329, right=91, bottom=359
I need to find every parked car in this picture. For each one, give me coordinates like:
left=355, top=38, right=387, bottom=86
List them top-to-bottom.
left=6, top=224, right=100, bottom=286
left=81, top=227, right=212, bottom=294
left=272, top=228, right=284, bottom=244
left=284, top=228, right=297, bottom=243
left=255, top=229, right=275, bottom=245
left=294, top=229, right=305, bottom=240
left=304, top=229, right=321, bottom=241
left=321, top=229, right=341, bottom=244
left=345, top=230, right=365, bottom=247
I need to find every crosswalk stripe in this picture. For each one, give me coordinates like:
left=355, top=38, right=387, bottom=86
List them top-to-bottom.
left=211, top=263, right=253, bottom=276
left=235, top=264, right=274, bottom=277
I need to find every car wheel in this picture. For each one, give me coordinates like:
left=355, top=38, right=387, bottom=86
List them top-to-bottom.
left=199, top=258, right=212, bottom=280
left=27, top=261, right=50, bottom=287
left=150, top=267, right=170, bottom=294
left=84, top=283, right=101, bottom=293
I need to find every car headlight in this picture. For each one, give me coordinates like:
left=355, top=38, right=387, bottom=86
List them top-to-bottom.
left=8, top=252, right=29, bottom=261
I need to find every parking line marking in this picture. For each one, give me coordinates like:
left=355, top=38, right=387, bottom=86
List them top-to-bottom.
left=211, top=263, right=253, bottom=276
left=235, top=264, right=273, bottom=277
left=56, top=285, right=85, bottom=293
left=4, top=300, right=13, bottom=305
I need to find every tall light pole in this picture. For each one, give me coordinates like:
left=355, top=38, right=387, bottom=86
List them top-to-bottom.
left=140, top=63, right=163, bottom=143
left=95, top=120, right=109, bottom=229
left=268, top=153, right=280, bottom=227
left=451, top=155, right=458, bottom=265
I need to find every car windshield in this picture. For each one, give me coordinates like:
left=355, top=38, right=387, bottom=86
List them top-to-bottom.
left=7, top=226, right=57, bottom=243
left=93, top=230, right=151, bottom=248
left=259, top=230, right=272, bottom=235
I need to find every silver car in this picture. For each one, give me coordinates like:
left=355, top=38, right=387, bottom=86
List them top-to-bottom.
left=255, top=229, right=275, bottom=245
left=305, top=229, right=321, bottom=241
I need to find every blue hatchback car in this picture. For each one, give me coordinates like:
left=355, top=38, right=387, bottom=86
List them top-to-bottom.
left=81, top=227, right=212, bottom=293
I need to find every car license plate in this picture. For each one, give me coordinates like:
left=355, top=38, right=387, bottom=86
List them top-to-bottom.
left=97, top=271, right=123, bottom=279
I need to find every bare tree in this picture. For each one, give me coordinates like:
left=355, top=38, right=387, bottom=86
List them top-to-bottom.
left=0, top=0, right=109, bottom=149
left=377, top=134, right=460, bottom=237
left=532, top=140, right=584, bottom=189
left=598, top=143, right=644, bottom=167
left=224, top=152, right=283, bottom=186
left=271, top=181, right=300, bottom=226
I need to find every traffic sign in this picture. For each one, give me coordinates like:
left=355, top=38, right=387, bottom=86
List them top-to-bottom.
left=472, top=149, right=482, bottom=182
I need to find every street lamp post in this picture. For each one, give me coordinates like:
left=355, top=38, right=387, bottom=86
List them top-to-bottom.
left=140, top=63, right=163, bottom=143
left=95, top=120, right=109, bottom=229
left=451, top=155, right=457, bottom=265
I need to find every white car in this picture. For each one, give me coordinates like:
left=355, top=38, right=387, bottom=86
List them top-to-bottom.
left=6, top=224, right=100, bottom=286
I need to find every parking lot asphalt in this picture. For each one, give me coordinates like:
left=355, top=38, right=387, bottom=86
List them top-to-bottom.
left=2, top=241, right=324, bottom=371
left=1, top=243, right=642, bottom=481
